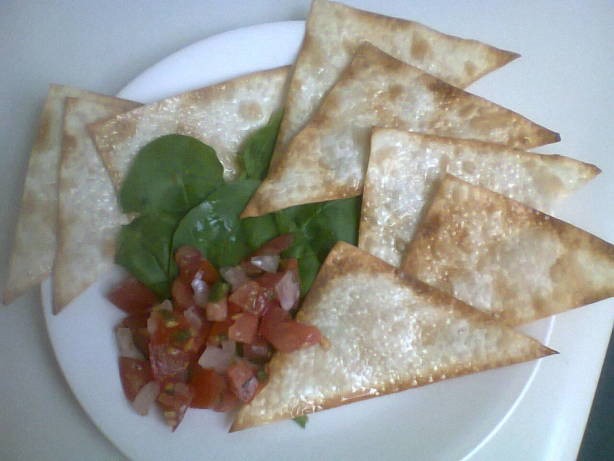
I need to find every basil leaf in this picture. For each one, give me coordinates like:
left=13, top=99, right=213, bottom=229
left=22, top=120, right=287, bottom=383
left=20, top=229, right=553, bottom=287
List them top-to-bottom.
left=238, top=110, right=283, bottom=180
left=119, top=134, right=224, bottom=215
left=172, top=180, right=260, bottom=267
left=115, top=212, right=178, bottom=298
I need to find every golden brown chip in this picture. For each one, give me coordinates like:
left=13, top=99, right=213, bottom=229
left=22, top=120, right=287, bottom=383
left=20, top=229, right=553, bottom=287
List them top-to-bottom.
left=272, top=0, right=519, bottom=166
left=243, top=43, right=559, bottom=218
left=89, top=67, right=289, bottom=190
left=3, top=85, right=137, bottom=305
left=53, top=95, right=140, bottom=313
left=359, top=129, right=599, bottom=267
left=402, top=175, right=614, bottom=325
left=231, top=242, right=554, bottom=431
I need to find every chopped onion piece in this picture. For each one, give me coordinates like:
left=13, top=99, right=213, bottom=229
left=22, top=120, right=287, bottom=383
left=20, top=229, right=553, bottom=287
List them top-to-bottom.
left=250, top=255, right=280, bottom=273
left=220, top=266, right=248, bottom=291
left=276, top=271, right=300, bottom=311
left=191, top=276, right=209, bottom=307
left=206, top=297, right=227, bottom=321
left=147, top=300, right=173, bottom=335
left=184, top=306, right=203, bottom=332
left=146, top=316, right=157, bottom=336
left=116, top=327, right=145, bottom=359
left=221, top=339, right=237, bottom=355
left=198, top=344, right=234, bottom=373
left=132, top=381, right=160, bottom=416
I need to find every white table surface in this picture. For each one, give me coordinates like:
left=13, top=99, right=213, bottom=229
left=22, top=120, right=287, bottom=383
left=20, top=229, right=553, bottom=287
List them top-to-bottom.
left=1, top=1, right=612, bottom=460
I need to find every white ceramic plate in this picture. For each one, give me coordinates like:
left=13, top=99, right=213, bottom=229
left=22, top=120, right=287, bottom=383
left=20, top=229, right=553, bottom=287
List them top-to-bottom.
left=43, top=20, right=557, bottom=461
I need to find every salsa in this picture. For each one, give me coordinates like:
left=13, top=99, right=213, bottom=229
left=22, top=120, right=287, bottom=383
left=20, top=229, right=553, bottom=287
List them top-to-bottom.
left=107, top=234, right=322, bottom=430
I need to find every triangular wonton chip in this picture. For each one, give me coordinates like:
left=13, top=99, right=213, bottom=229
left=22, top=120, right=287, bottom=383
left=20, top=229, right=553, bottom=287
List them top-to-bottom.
left=272, top=0, right=519, bottom=164
left=242, top=43, right=559, bottom=217
left=89, top=67, right=289, bottom=190
left=3, top=85, right=135, bottom=304
left=53, top=94, right=141, bottom=313
left=360, top=129, right=600, bottom=267
left=402, top=175, right=614, bottom=325
left=231, top=242, right=554, bottom=431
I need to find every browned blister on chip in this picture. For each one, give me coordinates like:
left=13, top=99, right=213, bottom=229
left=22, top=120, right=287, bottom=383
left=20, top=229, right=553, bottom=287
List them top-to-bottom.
left=273, top=0, right=520, bottom=166
left=243, top=43, right=559, bottom=218
left=89, top=67, right=289, bottom=190
left=53, top=94, right=141, bottom=313
left=359, top=129, right=600, bottom=267
left=402, top=175, right=614, bottom=325
left=231, top=242, right=554, bottom=431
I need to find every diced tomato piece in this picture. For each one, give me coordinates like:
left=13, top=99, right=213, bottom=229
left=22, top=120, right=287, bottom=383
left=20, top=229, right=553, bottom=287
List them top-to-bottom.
left=252, top=234, right=294, bottom=256
left=175, top=246, right=202, bottom=268
left=176, top=246, right=220, bottom=285
left=280, top=257, right=299, bottom=272
left=195, top=259, right=220, bottom=285
left=254, top=271, right=284, bottom=290
left=108, top=277, right=158, bottom=314
left=172, top=278, right=195, bottom=311
left=228, top=281, right=275, bottom=316
left=228, top=282, right=257, bottom=309
left=227, top=301, right=243, bottom=316
left=149, top=302, right=206, bottom=353
left=259, top=304, right=291, bottom=339
left=260, top=305, right=321, bottom=353
left=148, top=310, right=194, bottom=381
left=120, top=311, right=150, bottom=330
left=120, top=313, right=151, bottom=358
left=228, top=313, right=259, bottom=344
left=207, top=320, right=232, bottom=346
left=266, top=320, right=321, bottom=353
left=242, top=337, right=272, bottom=363
left=149, top=343, right=192, bottom=382
left=118, top=357, right=153, bottom=402
left=227, top=360, right=259, bottom=403
left=190, top=366, right=240, bottom=412
left=189, top=367, right=226, bottom=409
left=157, top=381, right=193, bottom=431
left=213, top=389, right=241, bottom=412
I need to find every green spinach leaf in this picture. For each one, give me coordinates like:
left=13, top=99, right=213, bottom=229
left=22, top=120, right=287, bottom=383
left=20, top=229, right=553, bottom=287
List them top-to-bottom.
left=237, top=110, right=283, bottom=180
left=115, top=122, right=361, bottom=301
left=119, top=134, right=224, bottom=215
left=172, top=180, right=260, bottom=267
left=266, top=196, right=360, bottom=293
left=280, top=197, right=361, bottom=261
left=115, top=212, right=179, bottom=298
left=241, top=214, right=280, bottom=249
left=282, top=234, right=321, bottom=296
left=293, top=415, right=308, bottom=428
